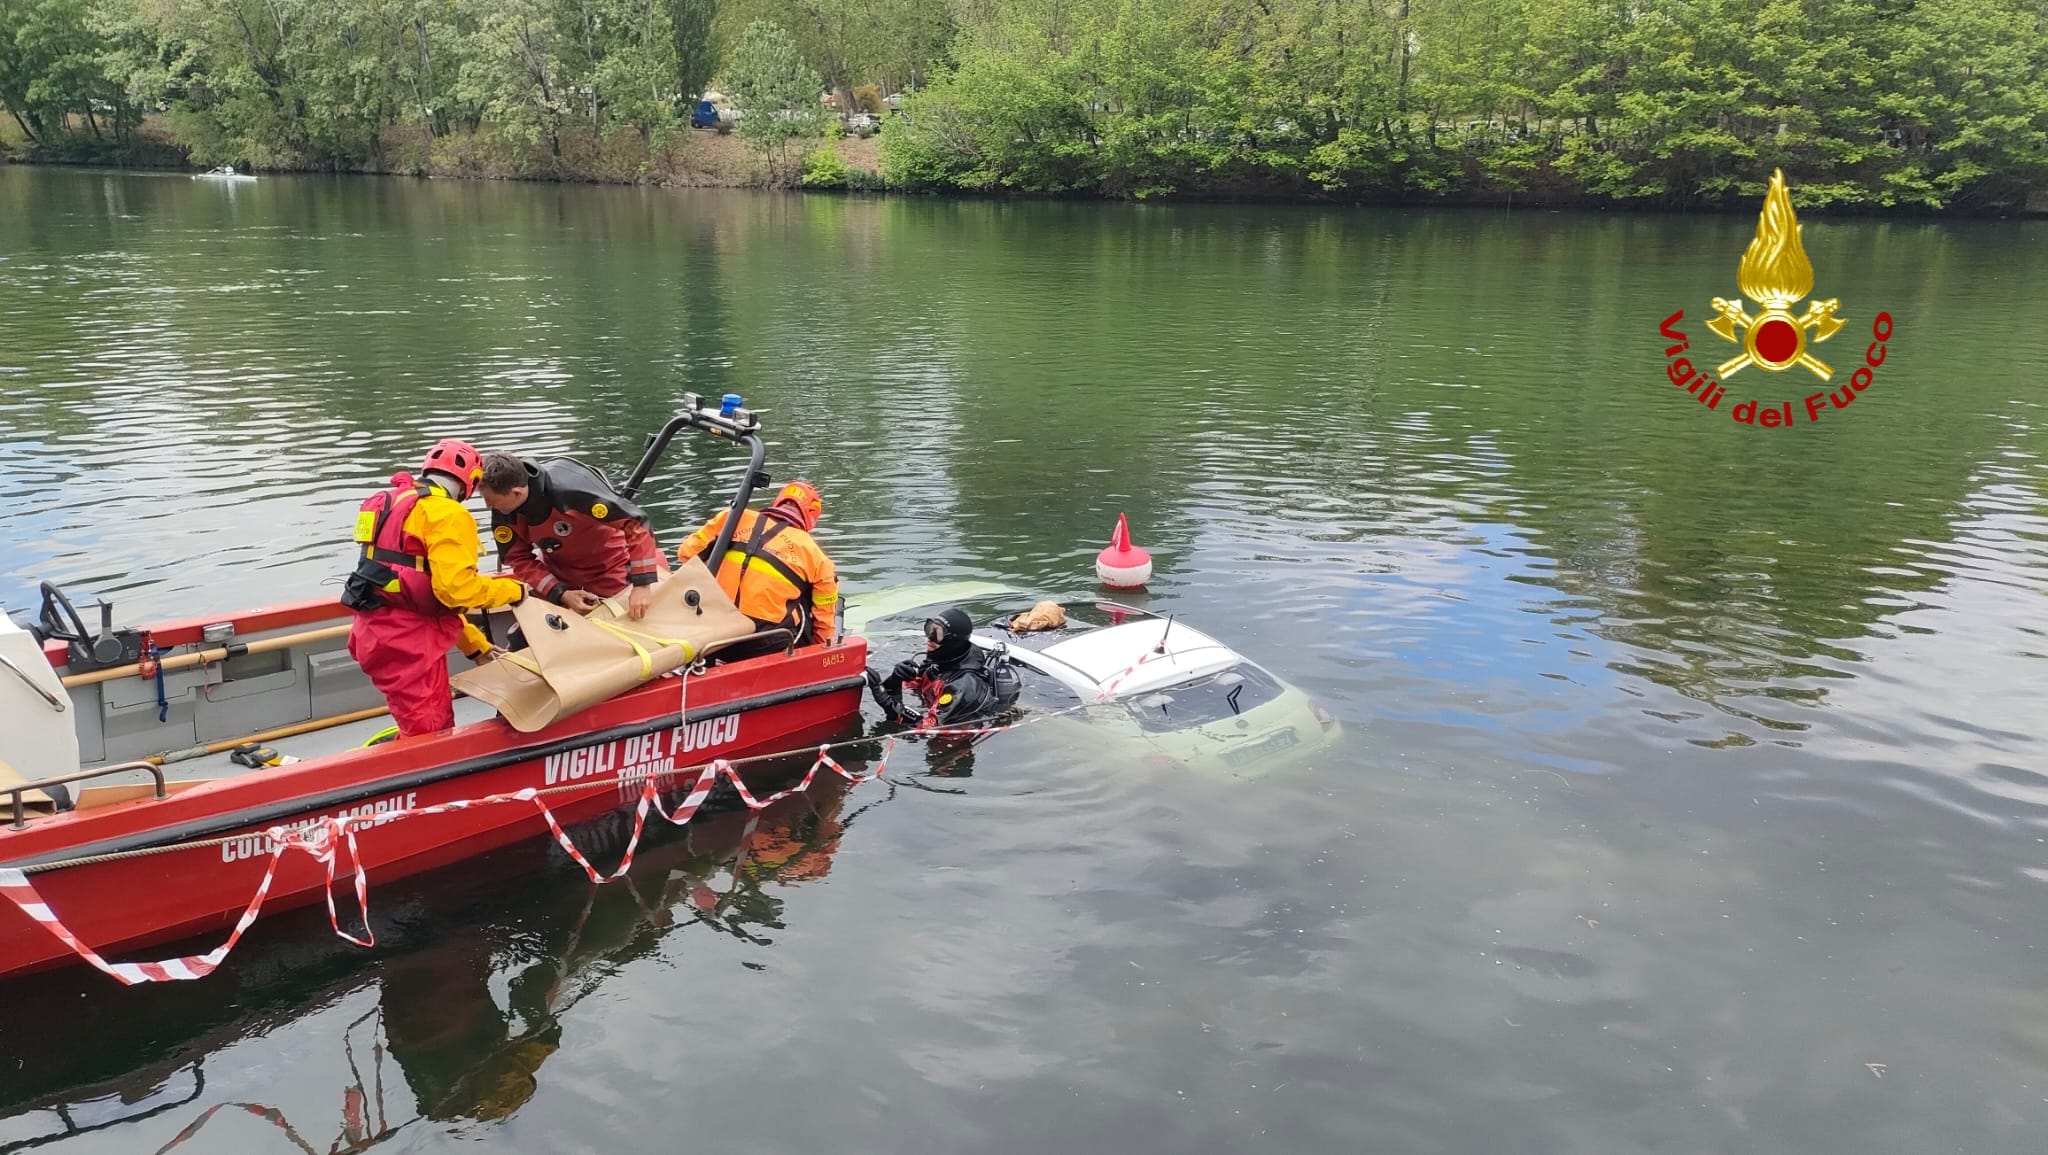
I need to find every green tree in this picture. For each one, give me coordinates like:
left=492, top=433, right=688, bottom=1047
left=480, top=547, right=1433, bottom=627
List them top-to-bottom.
left=0, top=0, right=2040, bottom=205
left=1, top=0, right=137, bottom=148
left=458, top=0, right=570, bottom=161
left=594, top=0, right=683, bottom=138
left=669, top=0, right=719, bottom=100
left=717, top=0, right=860, bottom=116
left=1872, top=0, right=2048, bottom=209
left=726, top=18, right=822, bottom=180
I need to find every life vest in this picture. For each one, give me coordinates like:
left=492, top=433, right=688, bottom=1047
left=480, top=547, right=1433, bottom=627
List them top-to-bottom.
left=348, top=474, right=447, bottom=617
left=701, top=510, right=818, bottom=642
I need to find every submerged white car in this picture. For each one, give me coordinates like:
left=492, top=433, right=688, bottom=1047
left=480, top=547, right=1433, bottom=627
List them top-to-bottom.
left=845, top=585, right=1342, bottom=779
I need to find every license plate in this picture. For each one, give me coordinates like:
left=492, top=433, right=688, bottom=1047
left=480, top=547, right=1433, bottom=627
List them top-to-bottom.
left=1221, top=726, right=1299, bottom=767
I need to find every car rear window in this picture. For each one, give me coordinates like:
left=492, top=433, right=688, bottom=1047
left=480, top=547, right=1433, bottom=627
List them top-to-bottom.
left=1124, top=663, right=1286, bottom=733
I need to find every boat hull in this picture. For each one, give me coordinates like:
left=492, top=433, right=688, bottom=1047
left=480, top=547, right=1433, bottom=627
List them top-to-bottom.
left=0, top=638, right=868, bottom=982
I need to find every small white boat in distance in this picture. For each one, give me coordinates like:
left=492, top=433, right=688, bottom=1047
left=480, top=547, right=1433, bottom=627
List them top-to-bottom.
left=192, top=165, right=256, bottom=182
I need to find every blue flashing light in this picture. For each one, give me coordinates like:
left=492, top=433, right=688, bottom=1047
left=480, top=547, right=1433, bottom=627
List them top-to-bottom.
left=720, top=393, right=742, bottom=416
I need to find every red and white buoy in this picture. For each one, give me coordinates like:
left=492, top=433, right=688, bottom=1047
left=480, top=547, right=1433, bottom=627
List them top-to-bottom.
left=1095, top=513, right=1153, bottom=589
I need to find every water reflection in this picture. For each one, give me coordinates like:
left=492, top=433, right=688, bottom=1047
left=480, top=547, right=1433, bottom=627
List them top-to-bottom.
left=6, top=167, right=2048, bottom=1153
left=0, top=758, right=875, bottom=1148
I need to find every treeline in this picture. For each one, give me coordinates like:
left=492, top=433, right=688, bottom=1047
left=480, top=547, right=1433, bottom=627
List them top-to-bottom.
left=0, top=0, right=764, bottom=166
left=3, top=0, right=2045, bottom=211
left=883, top=0, right=2048, bottom=210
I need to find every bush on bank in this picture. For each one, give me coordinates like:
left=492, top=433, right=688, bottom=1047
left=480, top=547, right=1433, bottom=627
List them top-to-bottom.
left=873, top=0, right=2048, bottom=213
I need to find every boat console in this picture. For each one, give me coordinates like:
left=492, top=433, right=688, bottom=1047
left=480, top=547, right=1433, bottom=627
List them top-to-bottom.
left=26, top=581, right=149, bottom=673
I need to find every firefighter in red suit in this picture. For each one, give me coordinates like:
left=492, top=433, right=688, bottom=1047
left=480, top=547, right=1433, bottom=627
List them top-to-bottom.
left=341, top=439, right=527, bottom=738
left=477, top=453, right=667, bottom=620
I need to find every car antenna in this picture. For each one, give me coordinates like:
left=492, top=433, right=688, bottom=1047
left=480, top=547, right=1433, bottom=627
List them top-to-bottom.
left=1155, top=614, right=1174, bottom=654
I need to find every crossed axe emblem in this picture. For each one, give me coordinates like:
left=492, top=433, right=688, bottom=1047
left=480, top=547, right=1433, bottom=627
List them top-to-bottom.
left=1706, top=296, right=1846, bottom=379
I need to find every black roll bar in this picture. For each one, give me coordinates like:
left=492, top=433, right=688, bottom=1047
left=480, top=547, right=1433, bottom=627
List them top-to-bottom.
left=618, top=392, right=770, bottom=572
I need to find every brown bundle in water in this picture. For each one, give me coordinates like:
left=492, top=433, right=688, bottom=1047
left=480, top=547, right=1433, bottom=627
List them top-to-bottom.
left=1007, top=601, right=1067, bottom=632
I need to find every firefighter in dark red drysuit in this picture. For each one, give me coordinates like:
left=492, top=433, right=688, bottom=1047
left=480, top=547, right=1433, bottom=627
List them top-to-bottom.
left=340, top=439, right=528, bottom=738
left=477, top=453, right=667, bottom=621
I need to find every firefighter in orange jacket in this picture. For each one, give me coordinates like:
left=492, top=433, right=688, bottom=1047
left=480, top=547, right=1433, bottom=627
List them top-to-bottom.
left=341, top=439, right=527, bottom=738
left=477, top=453, right=667, bottom=620
left=677, top=480, right=840, bottom=646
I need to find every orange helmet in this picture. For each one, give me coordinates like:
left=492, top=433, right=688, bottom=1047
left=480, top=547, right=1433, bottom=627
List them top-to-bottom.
left=421, top=438, right=484, bottom=499
left=770, top=479, right=822, bottom=530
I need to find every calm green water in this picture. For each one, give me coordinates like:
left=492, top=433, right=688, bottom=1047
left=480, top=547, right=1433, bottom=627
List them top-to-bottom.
left=3, top=165, right=2048, bottom=1153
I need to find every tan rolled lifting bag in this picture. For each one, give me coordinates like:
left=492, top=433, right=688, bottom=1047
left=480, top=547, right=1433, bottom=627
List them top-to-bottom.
left=451, top=558, right=762, bottom=733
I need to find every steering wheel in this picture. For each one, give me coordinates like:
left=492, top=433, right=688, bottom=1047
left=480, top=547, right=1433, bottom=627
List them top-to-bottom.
left=35, top=582, right=90, bottom=646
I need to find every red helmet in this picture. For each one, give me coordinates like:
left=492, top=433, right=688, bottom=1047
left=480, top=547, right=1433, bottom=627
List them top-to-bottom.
left=421, top=438, right=484, bottom=499
left=770, top=479, right=822, bottom=531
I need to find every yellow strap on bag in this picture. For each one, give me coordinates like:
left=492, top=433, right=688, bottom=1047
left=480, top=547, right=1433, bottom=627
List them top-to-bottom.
left=493, top=617, right=693, bottom=686
left=587, top=618, right=699, bottom=679
left=593, top=620, right=654, bottom=680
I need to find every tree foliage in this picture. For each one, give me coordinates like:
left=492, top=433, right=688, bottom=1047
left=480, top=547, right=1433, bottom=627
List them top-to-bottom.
left=0, top=0, right=146, bottom=150
left=2, top=0, right=2042, bottom=210
left=670, top=0, right=720, bottom=101
left=879, top=0, right=2048, bottom=210
left=726, top=18, right=822, bottom=177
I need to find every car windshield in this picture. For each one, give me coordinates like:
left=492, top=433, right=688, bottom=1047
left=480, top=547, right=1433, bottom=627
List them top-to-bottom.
left=1124, top=663, right=1284, bottom=733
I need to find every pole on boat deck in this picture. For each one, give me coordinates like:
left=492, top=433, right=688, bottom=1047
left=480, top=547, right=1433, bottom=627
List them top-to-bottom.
left=60, top=624, right=354, bottom=688
left=148, top=704, right=393, bottom=766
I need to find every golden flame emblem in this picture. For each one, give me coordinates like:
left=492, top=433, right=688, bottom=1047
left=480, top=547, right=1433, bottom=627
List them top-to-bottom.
left=1706, top=169, right=1845, bottom=379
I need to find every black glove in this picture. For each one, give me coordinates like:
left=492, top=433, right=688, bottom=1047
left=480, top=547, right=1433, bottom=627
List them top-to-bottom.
left=890, top=659, right=922, bottom=682
left=866, top=668, right=910, bottom=724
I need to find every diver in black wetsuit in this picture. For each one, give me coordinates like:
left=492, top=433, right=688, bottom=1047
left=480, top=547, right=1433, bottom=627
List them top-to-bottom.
left=865, top=607, right=1021, bottom=729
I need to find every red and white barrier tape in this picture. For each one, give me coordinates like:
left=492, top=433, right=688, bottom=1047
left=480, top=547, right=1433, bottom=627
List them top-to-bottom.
left=1, top=642, right=1125, bottom=987
left=1093, top=643, right=1169, bottom=702
left=0, top=738, right=899, bottom=987
left=154, top=1100, right=322, bottom=1155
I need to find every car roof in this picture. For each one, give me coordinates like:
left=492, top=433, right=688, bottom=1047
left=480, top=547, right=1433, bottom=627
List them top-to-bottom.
left=1009, top=618, right=1244, bottom=699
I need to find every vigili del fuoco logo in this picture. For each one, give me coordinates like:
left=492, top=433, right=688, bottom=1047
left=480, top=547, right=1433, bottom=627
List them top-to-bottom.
left=1658, top=168, right=1894, bottom=429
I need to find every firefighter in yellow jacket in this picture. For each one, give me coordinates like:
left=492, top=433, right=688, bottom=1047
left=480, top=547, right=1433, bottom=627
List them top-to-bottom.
left=342, top=438, right=527, bottom=737
left=676, top=480, right=839, bottom=646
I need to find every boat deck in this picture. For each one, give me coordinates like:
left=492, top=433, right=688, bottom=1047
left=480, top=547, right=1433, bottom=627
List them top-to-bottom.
left=153, top=697, right=502, bottom=785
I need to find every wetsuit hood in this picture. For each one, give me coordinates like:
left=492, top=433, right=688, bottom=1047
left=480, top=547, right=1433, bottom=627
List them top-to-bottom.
left=513, top=458, right=552, bottom=523
left=926, top=607, right=975, bottom=666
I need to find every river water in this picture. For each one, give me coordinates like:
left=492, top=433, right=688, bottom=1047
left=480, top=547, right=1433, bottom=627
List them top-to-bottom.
left=3, top=165, right=2047, bottom=1153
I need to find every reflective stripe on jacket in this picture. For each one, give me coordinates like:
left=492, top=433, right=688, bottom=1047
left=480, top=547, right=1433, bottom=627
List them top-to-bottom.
left=354, top=472, right=524, bottom=657
left=678, top=508, right=839, bottom=644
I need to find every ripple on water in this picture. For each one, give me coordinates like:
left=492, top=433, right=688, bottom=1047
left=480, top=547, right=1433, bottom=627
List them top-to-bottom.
left=4, top=175, right=2048, bottom=1153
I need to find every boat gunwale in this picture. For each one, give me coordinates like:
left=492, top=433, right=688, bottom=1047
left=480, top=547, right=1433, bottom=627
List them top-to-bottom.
left=38, top=594, right=347, bottom=669
left=2, top=670, right=868, bottom=874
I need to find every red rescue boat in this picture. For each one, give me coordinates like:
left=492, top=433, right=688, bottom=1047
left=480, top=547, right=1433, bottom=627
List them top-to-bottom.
left=0, top=395, right=870, bottom=984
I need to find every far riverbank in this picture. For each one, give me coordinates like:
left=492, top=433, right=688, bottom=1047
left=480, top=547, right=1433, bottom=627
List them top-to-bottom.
left=7, top=118, right=2044, bottom=218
